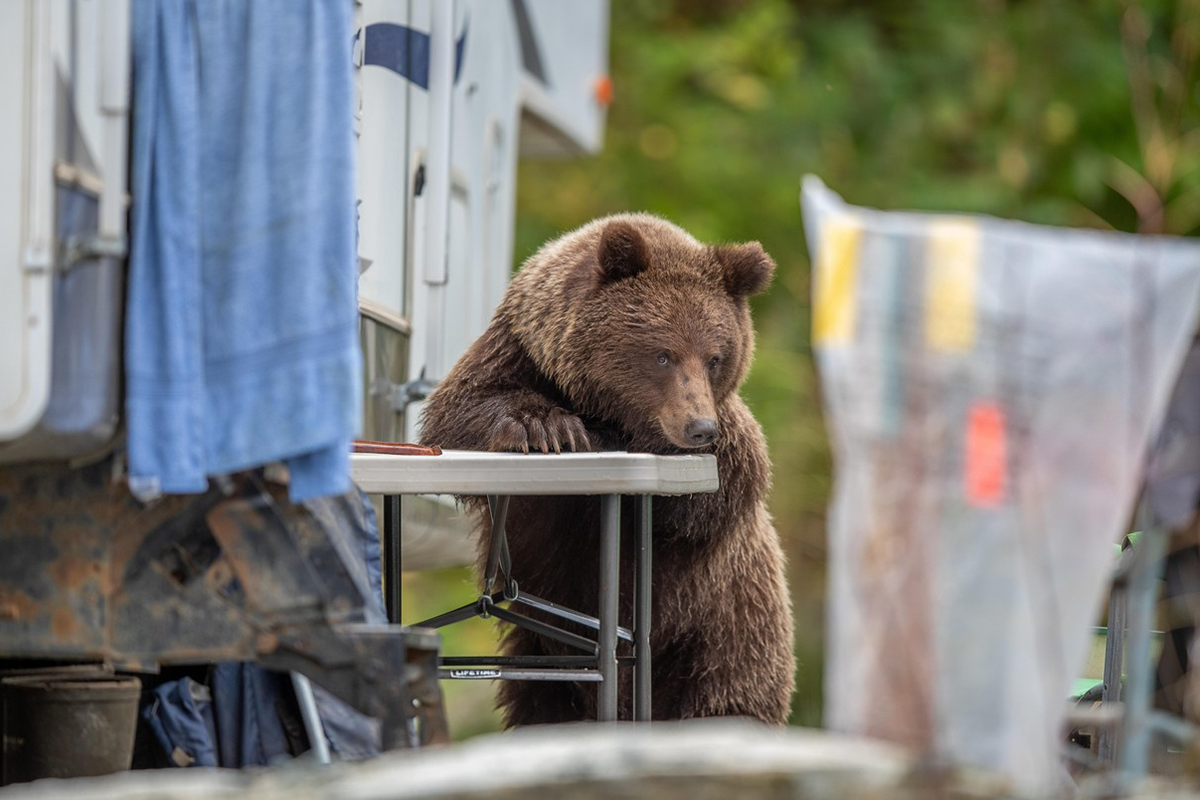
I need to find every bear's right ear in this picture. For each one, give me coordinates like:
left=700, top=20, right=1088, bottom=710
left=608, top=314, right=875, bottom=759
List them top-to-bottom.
left=597, top=221, right=650, bottom=285
left=714, top=242, right=775, bottom=297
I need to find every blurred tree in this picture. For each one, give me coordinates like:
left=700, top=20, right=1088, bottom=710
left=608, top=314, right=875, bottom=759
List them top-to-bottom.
left=510, top=0, right=1200, bottom=728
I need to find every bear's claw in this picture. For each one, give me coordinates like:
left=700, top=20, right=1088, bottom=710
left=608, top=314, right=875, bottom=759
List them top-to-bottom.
left=488, top=408, right=591, bottom=454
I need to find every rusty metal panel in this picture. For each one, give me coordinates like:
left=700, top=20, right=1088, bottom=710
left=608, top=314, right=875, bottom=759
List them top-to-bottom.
left=0, top=459, right=443, bottom=746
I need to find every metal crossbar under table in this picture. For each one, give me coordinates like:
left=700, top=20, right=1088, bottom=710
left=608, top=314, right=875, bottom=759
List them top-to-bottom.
left=351, top=450, right=720, bottom=723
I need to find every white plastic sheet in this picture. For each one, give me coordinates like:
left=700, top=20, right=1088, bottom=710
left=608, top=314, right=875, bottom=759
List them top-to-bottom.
left=803, top=176, right=1200, bottom=792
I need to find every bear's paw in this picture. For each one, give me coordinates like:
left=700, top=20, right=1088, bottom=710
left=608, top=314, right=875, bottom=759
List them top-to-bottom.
left=487, top=407, right=591, bottom=455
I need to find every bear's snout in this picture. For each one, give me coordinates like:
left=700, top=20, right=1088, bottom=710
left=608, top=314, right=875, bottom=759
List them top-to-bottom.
left=656, top=357, right=718, bottom=449
left=684, top=417, right=718, bottom=446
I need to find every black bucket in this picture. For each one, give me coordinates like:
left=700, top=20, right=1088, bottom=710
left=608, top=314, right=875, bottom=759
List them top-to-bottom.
left=1, top=672, right=141, bottom=785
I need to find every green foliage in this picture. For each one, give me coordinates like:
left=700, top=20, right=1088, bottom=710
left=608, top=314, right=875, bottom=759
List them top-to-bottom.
left=510, top=0, right=1200, bottom=729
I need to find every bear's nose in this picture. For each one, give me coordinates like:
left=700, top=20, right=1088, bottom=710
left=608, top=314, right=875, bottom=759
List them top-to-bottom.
left=685, top=418, right=717, bottom=446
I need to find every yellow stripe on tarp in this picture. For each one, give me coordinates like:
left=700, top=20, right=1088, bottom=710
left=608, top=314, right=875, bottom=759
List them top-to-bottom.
left=813, top=215, right=862, bottom=346
left=924, top=218, right=980, bottom=353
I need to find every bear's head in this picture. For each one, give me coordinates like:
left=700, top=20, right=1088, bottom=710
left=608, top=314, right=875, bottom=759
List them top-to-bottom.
left=517, top=214, right=775, bottom=451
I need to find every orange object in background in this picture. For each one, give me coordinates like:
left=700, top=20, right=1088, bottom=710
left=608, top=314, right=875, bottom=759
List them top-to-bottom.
left=593, top=74, right=613, bottom=105
left=965, top=402, right=1007, bottom=507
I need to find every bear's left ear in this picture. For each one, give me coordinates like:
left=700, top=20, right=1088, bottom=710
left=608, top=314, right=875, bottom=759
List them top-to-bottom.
left=597, top=221, right=650, bottom=285
left=714, top=242, right=775, bottom=297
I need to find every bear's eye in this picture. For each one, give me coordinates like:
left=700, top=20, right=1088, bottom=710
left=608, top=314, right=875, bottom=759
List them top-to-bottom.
left=656, top=352, right=670, bottom=367
left=708, top=356, right=721, bottom=371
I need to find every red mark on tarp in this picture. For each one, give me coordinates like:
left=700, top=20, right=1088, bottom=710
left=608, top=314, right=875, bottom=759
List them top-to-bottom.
left=965, top=402, right=1006, bottom=507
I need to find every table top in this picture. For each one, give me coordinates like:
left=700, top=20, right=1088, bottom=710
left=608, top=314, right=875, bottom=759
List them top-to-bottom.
left=351, top=450, right=719, bottom=496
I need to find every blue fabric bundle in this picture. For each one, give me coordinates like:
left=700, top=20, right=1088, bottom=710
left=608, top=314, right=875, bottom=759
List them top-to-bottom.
left=127, top=0, right=360, bottom=501
left=142, top=668, right=293, bottom=768
left=142, top=677, right=219, bottom=767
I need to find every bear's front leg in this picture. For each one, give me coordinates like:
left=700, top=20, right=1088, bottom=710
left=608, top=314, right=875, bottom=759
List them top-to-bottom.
left=419, top=318, right=597, bottom=455
left=485, top=391, right=592, bottom=454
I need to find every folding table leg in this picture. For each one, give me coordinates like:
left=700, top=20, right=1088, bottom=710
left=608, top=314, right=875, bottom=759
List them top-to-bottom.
left=384, top=494, right=402, bottom=624
left=598, top=494, right=621, bottom=721
left=634, top=495, right=652, bottom=721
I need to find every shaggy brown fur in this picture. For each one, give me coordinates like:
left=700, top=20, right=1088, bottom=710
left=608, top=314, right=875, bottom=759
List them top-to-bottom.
left=419, top=214, right=795, bottom=725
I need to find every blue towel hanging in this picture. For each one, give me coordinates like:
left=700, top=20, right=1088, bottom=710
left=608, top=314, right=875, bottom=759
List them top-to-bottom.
left=126, top=0, right=361, bottom=502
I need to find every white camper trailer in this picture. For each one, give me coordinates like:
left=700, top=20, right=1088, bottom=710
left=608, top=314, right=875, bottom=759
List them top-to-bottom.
left=0, top=0, right=609, bottom=565
left=354, top=0, right=610, bottom=567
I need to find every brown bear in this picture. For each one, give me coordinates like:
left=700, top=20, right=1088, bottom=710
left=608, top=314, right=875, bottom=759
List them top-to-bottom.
left=419, top=213, right=795, bottom=725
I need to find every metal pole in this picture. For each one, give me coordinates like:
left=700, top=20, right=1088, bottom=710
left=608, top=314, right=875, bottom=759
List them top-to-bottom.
left=98, top=0, right=130, bottom=247
left=421, top=0, right=457, bottom=380
left=384, top=495, right=401, bottom=623
left=483, top=495, right=510, bottom=594
left=598, top=495, right=621, bottom=721
left=634, top=495, right=652, bottom=721
left=1120, top=526, right=1168, bottom=784
left=1097, top=582, right=1127, bottom=764
left=515, top=592, right=633, bottom=641
left=440, top=668, right=603, bottom=682
left=290, top=672, right=331, bottom=764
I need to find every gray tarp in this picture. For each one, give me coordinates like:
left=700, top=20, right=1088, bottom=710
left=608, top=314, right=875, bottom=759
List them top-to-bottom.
left=803, top=176, right=1200, bottom=792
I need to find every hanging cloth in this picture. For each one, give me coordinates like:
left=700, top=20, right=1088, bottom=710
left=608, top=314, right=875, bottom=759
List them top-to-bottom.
left=126, top=0, right=361, bottom=502
left=805, top=176, right=1200, bottom=794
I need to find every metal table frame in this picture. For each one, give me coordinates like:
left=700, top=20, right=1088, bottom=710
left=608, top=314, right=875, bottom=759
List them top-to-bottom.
left=351, top=450, right=719, bottom=723
left=1068, top=509, right=1199, bottom=788
left=1097, top=524, right=1196, bottom=786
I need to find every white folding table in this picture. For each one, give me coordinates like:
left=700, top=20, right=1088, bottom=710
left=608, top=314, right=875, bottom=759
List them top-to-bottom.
left=350, top=450, right=719, bottom=722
